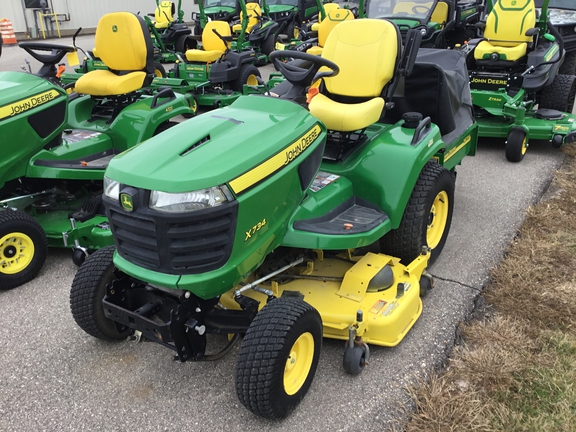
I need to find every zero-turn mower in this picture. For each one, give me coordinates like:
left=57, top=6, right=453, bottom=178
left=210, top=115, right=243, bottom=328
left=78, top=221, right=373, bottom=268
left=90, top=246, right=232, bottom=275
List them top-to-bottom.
left=465, top=0, right=576, bottom=162
left=0, top=12, right=194, bottom=290
left=70, top=19, right=477, bottom=418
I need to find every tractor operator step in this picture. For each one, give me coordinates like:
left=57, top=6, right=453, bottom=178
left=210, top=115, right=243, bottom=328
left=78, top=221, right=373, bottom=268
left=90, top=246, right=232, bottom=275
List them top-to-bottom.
left=34, top=148, right=120, bottom=170
left=293, top=197, right=388, bottom=235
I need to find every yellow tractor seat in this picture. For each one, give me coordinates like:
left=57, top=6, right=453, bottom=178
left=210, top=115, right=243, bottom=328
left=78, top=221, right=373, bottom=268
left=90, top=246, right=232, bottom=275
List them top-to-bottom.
left=474, top=0, right=537, bottom=62
left=155, top=1, right=175, bottom=29
left=430, top=1, right=449, bottom=26
left=232, top=3, right=262, bottom=33
left=310, top=3, right=341, bottom=32
left=306, top=9, right=354, bottom=56
left=75, top=12, right=155, bottom=96
left=309, top=19, right=399, bottom=132
left=186, top=21, right=231, bottom=63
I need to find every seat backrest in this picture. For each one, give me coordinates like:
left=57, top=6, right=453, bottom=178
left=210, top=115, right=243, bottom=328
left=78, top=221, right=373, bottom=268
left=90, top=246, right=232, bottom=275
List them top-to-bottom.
left=484, top=0, right=536, bottom=46
left=155, top=1, right=175, bottom=25
left=393, top=1, right=434, bottom=15
left=430, top=1, right=449, bottom=24
left=241, top=3, right=262, bottom=29
left=321, top=3, right=340, bottom=21
left=318, top=9, right=354, bottom=47
left=95, top=12, right=154, bottom=74
left=321, top=19, right=399, bottom=98
left=202, top=21, right=232, bottom=51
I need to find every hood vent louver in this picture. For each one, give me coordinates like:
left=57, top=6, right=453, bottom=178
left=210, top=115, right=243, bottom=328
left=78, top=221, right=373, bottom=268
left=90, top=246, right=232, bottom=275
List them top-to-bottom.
left=180, top=135, right=210, bottom=157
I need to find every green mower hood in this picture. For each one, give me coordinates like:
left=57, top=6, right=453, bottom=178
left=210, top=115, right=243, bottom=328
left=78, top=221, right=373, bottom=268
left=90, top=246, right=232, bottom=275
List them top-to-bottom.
left=105, top=96, right=324, bottom=193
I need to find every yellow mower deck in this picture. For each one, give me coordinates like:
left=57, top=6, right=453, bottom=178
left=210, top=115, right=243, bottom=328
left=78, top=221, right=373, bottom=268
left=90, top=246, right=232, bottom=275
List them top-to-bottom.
left=220, top=251, right=429, bottom=347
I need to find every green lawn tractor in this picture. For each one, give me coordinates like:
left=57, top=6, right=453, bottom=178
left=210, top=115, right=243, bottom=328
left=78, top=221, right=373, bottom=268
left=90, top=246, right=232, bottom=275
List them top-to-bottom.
left=145, top=0, right=195, bottom=63
left=192, top=0, right=241, bottom=35
left=265, top=0, right=319, bottom=39
left=361, top=0, right=484, bottom=48
left=465, top=0, right=576, bottom=162
left=0, top=12, right=194, bottom=290
left=70, top=19, right=477, bottom=418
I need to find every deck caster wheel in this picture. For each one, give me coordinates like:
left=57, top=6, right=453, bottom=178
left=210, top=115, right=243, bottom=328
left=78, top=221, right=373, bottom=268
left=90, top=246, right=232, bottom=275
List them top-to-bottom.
left=505, top=127, right=528, bottom=163
left=552, top=134, right=564, bottom=149
left=0, top=210, right=48, bottom=290
left=70, top=246, right=130, bottom=341
left=72, top=248, right=88, bottom=267
left=419, top=273, right=433, bottom=297
left=236, top=297, right=322, bottom=419
left=343, top=344, right=367, bottom=376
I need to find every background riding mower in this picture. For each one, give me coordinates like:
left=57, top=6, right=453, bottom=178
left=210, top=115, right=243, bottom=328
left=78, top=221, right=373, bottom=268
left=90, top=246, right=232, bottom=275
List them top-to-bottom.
left=144, top=0, right=195, bottom=63
left=360, top=0, right=484, bottom=48
left=465, top=0, right=576, bottom=162
left=0, top=12, right=194, bottom=290
left=70, top=19, right=477, bottom=418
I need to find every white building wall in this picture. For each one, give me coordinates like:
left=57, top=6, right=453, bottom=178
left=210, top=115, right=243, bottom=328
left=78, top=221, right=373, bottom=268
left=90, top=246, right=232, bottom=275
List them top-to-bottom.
left=0, top=0, right=198, bottom=37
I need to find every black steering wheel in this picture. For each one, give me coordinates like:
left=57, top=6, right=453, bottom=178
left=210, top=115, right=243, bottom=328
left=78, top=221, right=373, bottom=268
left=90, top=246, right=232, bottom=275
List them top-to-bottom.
left=412, top=5, right=430, bottom=14
left=19, top=42, right=75, bottom=65
left=268, top=50, right=339, bottom=88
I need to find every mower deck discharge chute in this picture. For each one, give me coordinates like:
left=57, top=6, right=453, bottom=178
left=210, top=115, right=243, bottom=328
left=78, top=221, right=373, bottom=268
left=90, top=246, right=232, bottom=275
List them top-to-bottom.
left=466, top=0, right=576, bottom=162
left=0, top=12, right=193, bottom=289
left=71, top=19, right=477, bottom=418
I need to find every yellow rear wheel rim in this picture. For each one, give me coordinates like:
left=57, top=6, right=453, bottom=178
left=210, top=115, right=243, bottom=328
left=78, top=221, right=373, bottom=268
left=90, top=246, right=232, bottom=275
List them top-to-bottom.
left=154, top=69, right=164, bottom=77
left=246, top=74, right=258, bottom=86
left=427, top=191, right=449, bottom=249
left=0, top=232, right=35, bottom=275
left=284, top=332, right=314, bottom=396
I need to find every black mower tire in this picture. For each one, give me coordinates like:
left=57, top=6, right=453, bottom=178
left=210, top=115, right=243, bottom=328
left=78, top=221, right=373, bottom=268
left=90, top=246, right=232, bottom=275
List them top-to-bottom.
left=285, top=22, right=296, bottom=40
left=262, top=34, right=276, bottom=57
left=175, top=35, right=194, bottom=54
left=560, top=52, right=576, bottom=75
left=153, top=62, right=167, bottom=78
left=234, top=64, right=261, bottom=92
left=539, top=74, right=576, bottom=113
left=153, top=120, right=179, bottom=136
left=505, top=127, right=528, bottom=163
left=379, top=161, right=455, bottom=265
left=0, top=210, right=48, bottom=290
left=70, top=246, right=130, bottom=341
left=236, top=297, right=322, bottom=419
left=343, top=345, right=367, bottom=375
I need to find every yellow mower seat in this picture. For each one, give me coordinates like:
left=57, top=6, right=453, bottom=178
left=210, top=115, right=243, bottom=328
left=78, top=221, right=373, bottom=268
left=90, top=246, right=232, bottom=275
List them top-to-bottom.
left=474, top=0, right=537, bottom=62
left=154, top=1, right=175, bottom=29
left=430, top=1, right=449, bottom=25
left=232, top=3, right=262, bottom=33
left=310, top=3, right=340, bottom=32
left=306, top=9, right=354, bottom=56
left=75, top=12, right=154, bottom=96
left=309, top=19, right=399, bottom=131
left=186, top=21, right=231, bottom=62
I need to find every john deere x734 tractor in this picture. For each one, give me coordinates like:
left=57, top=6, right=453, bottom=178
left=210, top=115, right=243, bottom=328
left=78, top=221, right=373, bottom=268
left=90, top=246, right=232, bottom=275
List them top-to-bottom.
left=0, top=12, right=193, bottom=290
left=71, top=19, right=477, bottom=418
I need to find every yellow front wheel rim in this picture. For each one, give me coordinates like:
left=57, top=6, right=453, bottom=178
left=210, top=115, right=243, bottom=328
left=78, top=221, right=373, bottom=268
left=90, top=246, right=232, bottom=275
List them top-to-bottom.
left=154, top=69, right=164, bottom=78
left=246, top=74, right=259, bottom=86
left=521, top=137, right=528, bottom=155
left=427, top=191, right=449, bottom=249
left=0, top=232, right=35, bottom=275
left=284, top=332, right=314, bottom=396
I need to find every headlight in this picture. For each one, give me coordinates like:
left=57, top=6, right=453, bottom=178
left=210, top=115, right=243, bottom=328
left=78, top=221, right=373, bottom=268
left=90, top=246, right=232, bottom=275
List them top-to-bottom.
left=104, top=177, right=120, bottom=201
left=149, top=185, right=233, bottom=213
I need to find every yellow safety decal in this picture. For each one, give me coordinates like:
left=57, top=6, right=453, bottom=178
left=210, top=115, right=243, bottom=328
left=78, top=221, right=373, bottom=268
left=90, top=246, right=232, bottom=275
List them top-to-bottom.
left=0, top=89, right=61, bottom=120
left=229, top=124, right=322, bottom=194
left=444, top=134, right=471, bottom=162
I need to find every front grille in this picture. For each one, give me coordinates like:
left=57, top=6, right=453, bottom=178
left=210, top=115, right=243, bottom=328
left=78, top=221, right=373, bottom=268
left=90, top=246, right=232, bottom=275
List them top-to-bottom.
left=105, top=191, right=238, bottom=275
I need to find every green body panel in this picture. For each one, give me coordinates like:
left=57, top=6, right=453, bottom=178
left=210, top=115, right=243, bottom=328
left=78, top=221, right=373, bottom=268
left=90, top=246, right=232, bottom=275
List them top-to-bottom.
left=0, top=72, right=68, bottom=190
left=108, top=96, right=475, bottom=298
left=34, top=210, right=110, bottom=249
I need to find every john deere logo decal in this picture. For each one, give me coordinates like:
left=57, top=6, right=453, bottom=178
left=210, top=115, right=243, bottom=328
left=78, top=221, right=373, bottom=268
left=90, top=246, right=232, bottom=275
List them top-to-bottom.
left=112, top=25, right=118, bottom=32
left=120, top=193, right=133, bottom=211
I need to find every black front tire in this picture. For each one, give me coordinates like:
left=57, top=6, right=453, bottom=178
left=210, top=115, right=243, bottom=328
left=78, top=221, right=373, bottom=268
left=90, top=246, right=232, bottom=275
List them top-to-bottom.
left=175, top=35, right=194, bottom=54
left=560, top=52, right=576, bottom=75
left=233, top=64, right=261, bottom=92
left=539, top=74, right=576, bottom=113
left=505, top=127, right=528, bottom=163
left=379, top=161, right=455, bottom=265
left=0, top=210, right=48, bottom=290
left=70, top=246, right=130, bottom=341
left=236, top=297, right=322, bottom=419
left=343, top=345, right=366, bottom=375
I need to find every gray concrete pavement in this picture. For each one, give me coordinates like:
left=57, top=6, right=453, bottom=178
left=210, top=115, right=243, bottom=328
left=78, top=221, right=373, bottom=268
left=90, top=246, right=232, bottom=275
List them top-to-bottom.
left=0, top=35, right=568, bottom=431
